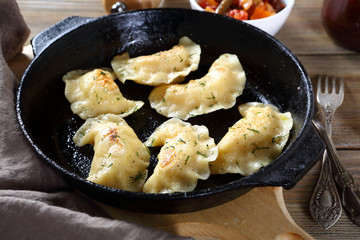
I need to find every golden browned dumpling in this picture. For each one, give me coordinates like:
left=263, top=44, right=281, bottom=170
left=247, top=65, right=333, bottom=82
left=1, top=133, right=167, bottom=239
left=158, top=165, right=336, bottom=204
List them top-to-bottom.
left=111, top=36, right=201, bottom=86
left=148, top=53, right=246, bottom=120
left=63, top=68, right=143, bottom=120
left=210, top=102, right=293, bottom=176
left=73, top=114, right=150, bottom=192
left=143, top=118, right=218, bottom=193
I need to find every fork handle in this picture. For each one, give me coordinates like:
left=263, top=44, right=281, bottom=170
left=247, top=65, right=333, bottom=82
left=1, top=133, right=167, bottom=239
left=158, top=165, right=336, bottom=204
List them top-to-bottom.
left=324, top=106, right=335, bottom=135
left=313, top=119, right=360, bottom=226
left=310, top=152, right=342, bottom=229
left=335, top=171, right=360, bottom=225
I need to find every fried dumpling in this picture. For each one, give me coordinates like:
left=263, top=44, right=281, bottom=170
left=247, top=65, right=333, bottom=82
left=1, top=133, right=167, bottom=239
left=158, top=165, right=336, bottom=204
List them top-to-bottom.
left=111, top=36, right=201, bottom=86
left=148, top=53, right=246, bottom=120
left=63, top=68, right=143, bottom=120
left=210, top=102, right=293, bottom=176
left=73, top=114, right=150, bottom=192
left=143, top=118, right=218, bottom=193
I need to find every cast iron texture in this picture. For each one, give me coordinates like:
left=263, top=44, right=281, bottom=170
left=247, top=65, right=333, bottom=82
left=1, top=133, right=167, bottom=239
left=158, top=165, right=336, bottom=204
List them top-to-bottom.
left=16, top=8, right=324, bottom=213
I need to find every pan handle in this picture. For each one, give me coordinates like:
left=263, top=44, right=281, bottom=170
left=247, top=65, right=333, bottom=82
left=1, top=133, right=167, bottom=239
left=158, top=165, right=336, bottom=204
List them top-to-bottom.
left=30, top=16, right=94, bottom=57
left=240, top=122, right=325, bottom=189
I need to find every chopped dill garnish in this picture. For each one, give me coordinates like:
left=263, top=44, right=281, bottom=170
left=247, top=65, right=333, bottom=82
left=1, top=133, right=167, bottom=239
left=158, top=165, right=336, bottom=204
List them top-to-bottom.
left=207, top=92, right=216, bottom=102
left=132, top=105, right=139, bottom=113
left=247, top=128, right=260, bottom=133
left=272, top=134, right=288, bottom=144
left=149, top=138, right=156, bottom=147
left=178, top=138, right=186, bottom=144
left=251, top=143, right=270, bottom=154
left=145, top=145, right=150, bottom=155
left=196, top=151, right=207, bottom=157
left=184, top=155, right=190, bottom=165
left=130, top=171, right=145, bottom=181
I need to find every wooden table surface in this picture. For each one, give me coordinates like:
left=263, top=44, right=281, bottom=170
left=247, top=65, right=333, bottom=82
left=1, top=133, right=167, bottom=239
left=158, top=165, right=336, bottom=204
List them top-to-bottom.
left=13, top=0, right=360, bottom=239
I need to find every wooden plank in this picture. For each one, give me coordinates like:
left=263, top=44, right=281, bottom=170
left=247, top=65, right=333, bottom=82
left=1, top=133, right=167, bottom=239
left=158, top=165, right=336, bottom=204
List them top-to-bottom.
left=17, top=0, right=106, bottom=45
left=299, top=55, right=360, bottom=78
left=308, top=75, right=360, bottom=149
left=283, top=150, right=360, bottom=239
left=98, top=187, right=314, bottom=240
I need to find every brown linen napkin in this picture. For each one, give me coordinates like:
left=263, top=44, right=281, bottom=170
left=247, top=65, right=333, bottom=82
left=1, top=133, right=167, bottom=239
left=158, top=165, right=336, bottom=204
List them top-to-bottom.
left=0, top=0, right=30, bottom=61
left=0, top=1, right=192, bottom=239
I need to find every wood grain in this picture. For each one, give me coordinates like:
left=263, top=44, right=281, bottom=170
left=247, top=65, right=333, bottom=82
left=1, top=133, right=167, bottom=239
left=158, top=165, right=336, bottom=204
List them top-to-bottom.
left=13, top=0, right=360, bottom=239
left=310, top=76, right=360, bottom=149
left=284, top=151, right=360, bottom=239
left=97, top=187, right=313, bottom=240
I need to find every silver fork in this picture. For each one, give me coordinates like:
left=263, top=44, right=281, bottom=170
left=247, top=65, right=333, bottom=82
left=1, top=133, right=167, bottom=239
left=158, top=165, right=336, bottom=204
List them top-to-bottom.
left=310, top=76, right=343, bottom=229
left=312, top=77, right=360, bottom=227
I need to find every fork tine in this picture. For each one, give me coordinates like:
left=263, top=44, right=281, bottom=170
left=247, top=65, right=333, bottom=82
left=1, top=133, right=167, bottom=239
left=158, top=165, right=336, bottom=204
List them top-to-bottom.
left=317, top=75, right=323, bottom=94
left=324, top=75, right=329, bottom=93
left=318, top=76, right=344, bottom=95
left=332, top=76, right=337, bottom=94
left=339, top=77, right=344, bottom=96
left=338, top=78, right=345, bottom=104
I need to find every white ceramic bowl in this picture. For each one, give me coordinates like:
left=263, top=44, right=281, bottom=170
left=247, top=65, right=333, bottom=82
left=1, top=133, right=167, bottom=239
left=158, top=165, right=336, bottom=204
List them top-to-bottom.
left=189, top=0, right=295, bottom=36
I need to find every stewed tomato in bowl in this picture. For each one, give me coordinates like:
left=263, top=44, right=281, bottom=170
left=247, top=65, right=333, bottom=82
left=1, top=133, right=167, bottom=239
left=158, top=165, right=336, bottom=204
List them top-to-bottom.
left=190, top=0, right=295, bottom=35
